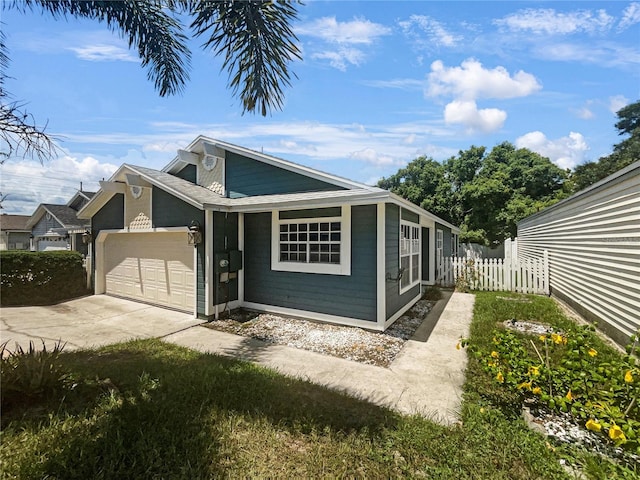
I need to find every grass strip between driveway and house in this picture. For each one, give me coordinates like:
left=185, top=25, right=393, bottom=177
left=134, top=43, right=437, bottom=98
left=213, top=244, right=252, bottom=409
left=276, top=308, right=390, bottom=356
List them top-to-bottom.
left=0, top=292, right=636, bottom=479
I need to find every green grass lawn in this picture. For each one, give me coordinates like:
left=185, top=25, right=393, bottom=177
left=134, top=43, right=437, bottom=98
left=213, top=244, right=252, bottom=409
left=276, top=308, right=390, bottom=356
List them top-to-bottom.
left=0, top=293, right=634, bottom=479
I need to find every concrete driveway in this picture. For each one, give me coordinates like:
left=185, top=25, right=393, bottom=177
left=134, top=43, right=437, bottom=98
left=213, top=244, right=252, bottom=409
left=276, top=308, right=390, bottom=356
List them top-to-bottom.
left=0, top=295, right=204, bottom=352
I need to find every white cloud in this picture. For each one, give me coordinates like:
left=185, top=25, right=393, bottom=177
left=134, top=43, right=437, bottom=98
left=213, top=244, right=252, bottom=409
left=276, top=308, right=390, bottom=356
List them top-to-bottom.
left=619, top=2, right=640, bottom=30
left=495, top=8, right=614, bottom=35
left=399, top=15, right=461, bottom=50
left=295, top=16, right=390, bottom=70
left=295, top=16, right=391, bottom=44
left=535, top=42, right=640, bottom=68
left=67, top=44, right=137, bottom=62
left=312, top=47, right=365, bottom=71
left=427, top=58, right=541, bottom=100
left=362, top=78, right=424, bottom=91
left=609, top=95, right=629, bottom=114
left=444, top=100, right=507, bottom=133
left=575, top=107, right=595, bottom=120
left=515, top=131, right=589, bottom=169
left=349, top=148, right=397, bottom=166
left=1, top=154, right=118, bottom=214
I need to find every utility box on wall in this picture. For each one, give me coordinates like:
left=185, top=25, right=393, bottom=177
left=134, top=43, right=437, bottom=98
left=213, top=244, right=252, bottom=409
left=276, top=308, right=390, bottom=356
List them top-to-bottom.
left=229, top=250, right=243, bottom=272
left=214, top=251, right=242, bottom=283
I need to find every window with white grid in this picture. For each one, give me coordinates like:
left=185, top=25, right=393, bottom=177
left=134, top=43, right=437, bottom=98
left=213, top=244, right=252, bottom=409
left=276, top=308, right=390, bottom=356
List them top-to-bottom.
left=271, top=207, right=351, bottom=276
left=278, top=220, right=341, bottom=264
left=400, top=221, right=420, bottom=292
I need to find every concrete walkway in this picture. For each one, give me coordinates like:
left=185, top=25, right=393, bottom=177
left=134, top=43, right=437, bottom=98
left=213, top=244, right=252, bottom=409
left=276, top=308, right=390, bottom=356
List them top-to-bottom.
left=165, top=292, right=475, bottom=425
left=1, top=293, right=475, bottom=424
left=0, top=296, right=203, bottom=351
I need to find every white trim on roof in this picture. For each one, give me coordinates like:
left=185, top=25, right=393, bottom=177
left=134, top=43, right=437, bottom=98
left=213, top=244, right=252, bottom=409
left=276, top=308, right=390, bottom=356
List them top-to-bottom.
left=163, top=136, right=381, bottom=192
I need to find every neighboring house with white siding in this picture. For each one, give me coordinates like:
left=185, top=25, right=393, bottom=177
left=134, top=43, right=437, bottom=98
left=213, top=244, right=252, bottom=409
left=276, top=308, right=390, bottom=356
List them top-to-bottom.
left=517, top=160, right=640, bottom=346
left=0, top=214, right=31, bottom=250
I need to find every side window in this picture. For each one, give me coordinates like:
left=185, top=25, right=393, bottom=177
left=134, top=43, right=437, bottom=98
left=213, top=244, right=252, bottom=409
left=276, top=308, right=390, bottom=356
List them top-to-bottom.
left=400, top=221, right=420, bottom=293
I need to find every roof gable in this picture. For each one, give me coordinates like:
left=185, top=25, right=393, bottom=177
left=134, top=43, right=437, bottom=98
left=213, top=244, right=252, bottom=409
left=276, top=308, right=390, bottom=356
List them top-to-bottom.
left=163, top=136, right=381, bottom=192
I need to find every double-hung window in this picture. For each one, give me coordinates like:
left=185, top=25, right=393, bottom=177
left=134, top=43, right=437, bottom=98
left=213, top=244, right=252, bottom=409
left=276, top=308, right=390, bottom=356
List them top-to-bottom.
left=271, top=206, right=351, bottom=276
left=400, top=221, right=420, bottom=292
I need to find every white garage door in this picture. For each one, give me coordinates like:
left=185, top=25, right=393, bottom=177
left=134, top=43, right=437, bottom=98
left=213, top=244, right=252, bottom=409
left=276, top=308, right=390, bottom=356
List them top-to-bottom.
left=104, top=232, right=194, bottom=312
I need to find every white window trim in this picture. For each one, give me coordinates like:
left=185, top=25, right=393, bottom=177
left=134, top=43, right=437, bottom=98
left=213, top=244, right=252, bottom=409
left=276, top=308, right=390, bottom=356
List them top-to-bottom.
left=271, top=206, right=351, bottom=276
left=399, top=219, right=421, bottom=294
left=436, top=229, right=443, bottom=262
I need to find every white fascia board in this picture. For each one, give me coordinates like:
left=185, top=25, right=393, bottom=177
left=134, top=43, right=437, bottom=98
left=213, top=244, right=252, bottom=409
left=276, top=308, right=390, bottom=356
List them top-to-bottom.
left=163, top=135, right=380, bottom=191
left=177, top=149, right=200, bottom=165
left=121, top=165, right=205, bottom=211
left=124, top=174, right=152, bottom=188
left=99, top=181, right=127, bottom=192
left=204, top=191, right=390, bottom=213
left=387, top=192, right=460, bottom=233
left=25, top=205, right=46, bottom=229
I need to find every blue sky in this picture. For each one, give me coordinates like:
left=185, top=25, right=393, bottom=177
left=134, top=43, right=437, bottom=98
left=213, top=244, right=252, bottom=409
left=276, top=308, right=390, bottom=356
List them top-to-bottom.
left=2, top=1, right=639, bottom=215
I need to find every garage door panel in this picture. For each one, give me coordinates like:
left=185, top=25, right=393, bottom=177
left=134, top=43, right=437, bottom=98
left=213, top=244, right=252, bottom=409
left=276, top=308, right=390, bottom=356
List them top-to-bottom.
left=104, top=232, right=194, bottom=312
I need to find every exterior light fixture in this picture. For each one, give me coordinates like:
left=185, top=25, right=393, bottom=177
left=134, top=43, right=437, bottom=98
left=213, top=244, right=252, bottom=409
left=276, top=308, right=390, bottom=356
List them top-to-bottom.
left=188, top=220, right=202, bottom=245
left=82, top=230, right=92, bottom=244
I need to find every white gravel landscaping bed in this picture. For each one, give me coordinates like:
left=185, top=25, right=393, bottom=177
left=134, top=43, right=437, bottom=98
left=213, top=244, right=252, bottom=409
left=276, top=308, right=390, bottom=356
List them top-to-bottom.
left=203, top=299, right=435, bottom=367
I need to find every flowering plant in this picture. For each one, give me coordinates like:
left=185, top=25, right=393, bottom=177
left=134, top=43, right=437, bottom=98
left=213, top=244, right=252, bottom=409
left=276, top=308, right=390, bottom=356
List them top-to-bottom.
left=463, top=326, right=639, bottom=453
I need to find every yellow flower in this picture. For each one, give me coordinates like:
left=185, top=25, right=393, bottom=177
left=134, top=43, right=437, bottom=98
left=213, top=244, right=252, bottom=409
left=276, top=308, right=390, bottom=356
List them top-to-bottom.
left=551, top=333, right=567, bottom=345
left=539, top=334, right=547, bottom=342
left=456, top=342, right=461, bottom=350
left=588, top=348, right=597, bottom=357
left=491, top=351, right=499, bottom=358
left=488, top=360, right=497, bottom=368
left=528, top=366, right=540, bottom=376
left=624, top=370, right=634, bottom=383
left=496, top=372, right=504, bottom=383
left=517, top=381, right=532, bottom=390
left=532, top=387, right=542, bottom=395
left=566, top=390, right=573, bottom=401
left=480, top=407, right=485, bottom=414
left=585, top=419, right=602, bottom=432
left=608, top=425, right=627, bottom=442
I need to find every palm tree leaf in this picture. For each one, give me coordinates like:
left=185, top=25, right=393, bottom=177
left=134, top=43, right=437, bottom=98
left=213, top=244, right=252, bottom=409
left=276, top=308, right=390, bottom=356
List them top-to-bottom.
left=13, top=0, right=191, bottom=96
left=191, top=0, right=302, bottom=116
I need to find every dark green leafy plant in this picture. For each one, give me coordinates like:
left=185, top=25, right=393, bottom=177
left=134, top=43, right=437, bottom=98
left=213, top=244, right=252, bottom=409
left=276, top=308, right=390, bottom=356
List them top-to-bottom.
left=0, top=250, right=89, bottom=306
left=465, top=325, right=639, bottom=455
left=1, top=340, right=70, bottom=409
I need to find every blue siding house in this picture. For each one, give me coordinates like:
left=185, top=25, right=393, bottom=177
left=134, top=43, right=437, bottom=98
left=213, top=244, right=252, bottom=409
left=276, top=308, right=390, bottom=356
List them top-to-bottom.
left=78, top=137, right=459, bottom=331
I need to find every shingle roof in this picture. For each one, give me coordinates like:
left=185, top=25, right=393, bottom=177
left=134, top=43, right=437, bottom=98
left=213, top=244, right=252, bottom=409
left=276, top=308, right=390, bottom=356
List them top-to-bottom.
left=126, top=164, right=225, bottom=207
left=43, top=204, right=89, bottom=228
left=0, top=214, right=31, bottom=231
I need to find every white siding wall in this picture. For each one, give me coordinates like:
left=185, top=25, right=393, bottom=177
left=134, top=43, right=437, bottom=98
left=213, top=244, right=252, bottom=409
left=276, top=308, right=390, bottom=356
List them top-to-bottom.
left=517, top=162, right=640, bottom=345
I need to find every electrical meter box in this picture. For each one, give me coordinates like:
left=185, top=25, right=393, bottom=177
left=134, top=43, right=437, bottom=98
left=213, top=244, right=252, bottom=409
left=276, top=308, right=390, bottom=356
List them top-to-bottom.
left=229, top=250, right=243, bottom=272
left=215, top=253, right=229, bottom=273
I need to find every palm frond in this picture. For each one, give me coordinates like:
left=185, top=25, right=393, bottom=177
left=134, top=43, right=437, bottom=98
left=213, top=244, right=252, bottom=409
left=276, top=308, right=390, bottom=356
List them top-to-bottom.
left=16, top=0, right=191, bottom=96
left=192, top=0, right=301, bottom=116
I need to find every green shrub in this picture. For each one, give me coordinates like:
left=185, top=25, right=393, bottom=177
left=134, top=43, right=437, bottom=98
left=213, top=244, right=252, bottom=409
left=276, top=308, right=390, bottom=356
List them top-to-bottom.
left=0, top=250, right=89, bottom=306
left=0, top=340, right=70, bottom=410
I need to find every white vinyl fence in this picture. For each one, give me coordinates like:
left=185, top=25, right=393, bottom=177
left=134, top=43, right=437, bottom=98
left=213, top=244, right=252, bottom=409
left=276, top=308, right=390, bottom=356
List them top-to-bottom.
left=437, top=250, right=549, bottom=295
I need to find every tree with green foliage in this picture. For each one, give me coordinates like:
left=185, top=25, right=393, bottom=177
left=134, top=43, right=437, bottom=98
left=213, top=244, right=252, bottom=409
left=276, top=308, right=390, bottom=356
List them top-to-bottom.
left=1, top=0, right=301, bottom=162
left=571, top=100, right=639, bottom=192
left=378, top=142, right=568, bottom=245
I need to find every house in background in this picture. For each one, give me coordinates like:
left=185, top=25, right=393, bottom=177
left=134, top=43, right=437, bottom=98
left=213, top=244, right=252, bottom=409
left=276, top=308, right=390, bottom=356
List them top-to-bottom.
left=78, top=137, right=459, bottom=331
left=517, top=160, right=640, bottom=346
left=27, top=190, right=95, bottom=255
left=0, top=214, right=31, bottom=250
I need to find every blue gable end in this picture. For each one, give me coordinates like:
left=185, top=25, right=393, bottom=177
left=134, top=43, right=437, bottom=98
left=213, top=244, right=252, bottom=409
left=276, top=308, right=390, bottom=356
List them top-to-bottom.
left=225, top=151, right=346, bottom=198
